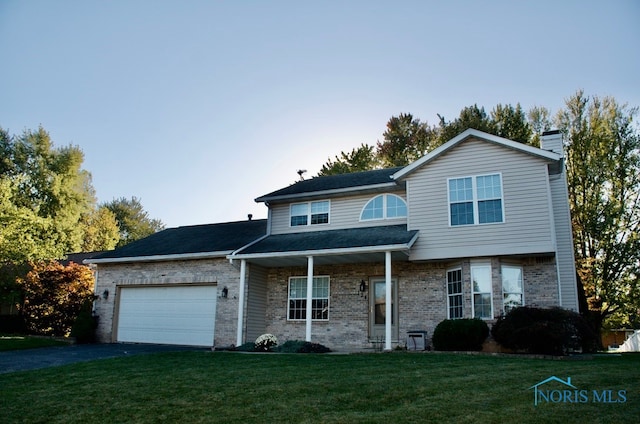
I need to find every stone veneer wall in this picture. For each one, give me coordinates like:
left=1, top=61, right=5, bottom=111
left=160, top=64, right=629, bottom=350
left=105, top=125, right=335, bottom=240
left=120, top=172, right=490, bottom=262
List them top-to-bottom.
left=93, top=258, right=240, bottom=347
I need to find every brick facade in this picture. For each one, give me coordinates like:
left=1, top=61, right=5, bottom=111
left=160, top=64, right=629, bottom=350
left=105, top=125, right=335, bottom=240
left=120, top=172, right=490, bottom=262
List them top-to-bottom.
left=93, top=258, right=240, bottom=346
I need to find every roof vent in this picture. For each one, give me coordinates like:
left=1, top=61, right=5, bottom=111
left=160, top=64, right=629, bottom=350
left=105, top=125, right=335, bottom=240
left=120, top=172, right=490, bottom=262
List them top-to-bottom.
left=248, top=214, right=253, bottom=221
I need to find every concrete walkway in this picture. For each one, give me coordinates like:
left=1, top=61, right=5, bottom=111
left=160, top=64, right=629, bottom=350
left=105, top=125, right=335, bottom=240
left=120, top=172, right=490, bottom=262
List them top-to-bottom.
left=0, top=343, right=203, bottom=374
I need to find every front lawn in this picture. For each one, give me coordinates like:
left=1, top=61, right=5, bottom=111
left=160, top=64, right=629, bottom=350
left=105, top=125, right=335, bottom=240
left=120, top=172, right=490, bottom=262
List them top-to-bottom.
left=0, top=334, right=71, bottom=351
left=1, top=351, right=638, bottom=423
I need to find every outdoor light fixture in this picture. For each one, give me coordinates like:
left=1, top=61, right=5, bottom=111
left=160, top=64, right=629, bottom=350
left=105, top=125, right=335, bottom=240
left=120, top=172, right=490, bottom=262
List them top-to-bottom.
left=359, top=280, right=367, bottom=297
left=221, top=286, right=228, bottom=298
left=102, top=289, right=109, bottom=300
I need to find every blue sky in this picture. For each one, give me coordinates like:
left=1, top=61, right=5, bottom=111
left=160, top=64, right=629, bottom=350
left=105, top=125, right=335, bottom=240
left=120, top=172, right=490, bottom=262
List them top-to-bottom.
left=1, top=1, right=638, bottom=228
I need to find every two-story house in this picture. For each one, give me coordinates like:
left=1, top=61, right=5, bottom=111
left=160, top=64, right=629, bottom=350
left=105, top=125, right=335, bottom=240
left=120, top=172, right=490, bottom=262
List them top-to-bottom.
left=87, top=129, right=578, bottom=351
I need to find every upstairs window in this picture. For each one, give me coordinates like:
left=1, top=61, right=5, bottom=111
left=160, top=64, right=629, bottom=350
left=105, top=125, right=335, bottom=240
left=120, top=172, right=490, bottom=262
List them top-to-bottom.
left=448, top=174, right=503, bottom=226
left=361, top=194, right=407, bottom=221
left=291, top=201, right=329, bottom=227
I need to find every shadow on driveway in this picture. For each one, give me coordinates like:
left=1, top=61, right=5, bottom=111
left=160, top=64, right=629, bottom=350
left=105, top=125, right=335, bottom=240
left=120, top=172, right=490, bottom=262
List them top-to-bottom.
left=0, top=343, right=204, bottom=374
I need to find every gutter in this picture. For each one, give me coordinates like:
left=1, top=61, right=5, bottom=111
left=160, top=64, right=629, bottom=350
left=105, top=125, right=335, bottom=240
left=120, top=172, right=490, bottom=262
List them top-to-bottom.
left=255, top=181, right=399, bottom=203
left=84, top=250, right=234, bottom=265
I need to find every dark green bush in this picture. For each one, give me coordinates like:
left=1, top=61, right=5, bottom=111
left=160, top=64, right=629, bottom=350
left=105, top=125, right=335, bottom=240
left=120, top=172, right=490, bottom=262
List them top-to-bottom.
left=69, top=301, right=98, bottom=344
left=491, top=306, right=599, bottom=355
left=0, top=315, right=27, bottom=334
left=432, top=318, right=489, bottom=351
left=274, top=340, right=331, bottom=353
left=235, top=342, right=256, bottom=352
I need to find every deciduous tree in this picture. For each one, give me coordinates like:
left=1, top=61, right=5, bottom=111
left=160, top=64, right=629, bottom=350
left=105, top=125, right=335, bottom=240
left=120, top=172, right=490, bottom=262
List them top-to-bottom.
left=556, top=90, right=640, bottom=332
left=103, top=197, right=165, bottom=247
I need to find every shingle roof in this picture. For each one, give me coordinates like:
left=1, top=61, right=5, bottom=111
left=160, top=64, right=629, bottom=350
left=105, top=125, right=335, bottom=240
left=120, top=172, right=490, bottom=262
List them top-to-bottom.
left=255, top=167, right=403, bottom=203
left=89, top=219, right=267, bottom=261
left=235, top=225, right=418, bottom=255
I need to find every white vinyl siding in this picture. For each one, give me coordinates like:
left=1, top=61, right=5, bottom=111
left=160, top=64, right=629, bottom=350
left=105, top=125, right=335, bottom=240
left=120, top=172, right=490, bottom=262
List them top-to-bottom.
left=406, top=138, right=556, bottom=260
left=269, top=192, right=407, bottom=235
left=245, top=265, right=268, bottom=343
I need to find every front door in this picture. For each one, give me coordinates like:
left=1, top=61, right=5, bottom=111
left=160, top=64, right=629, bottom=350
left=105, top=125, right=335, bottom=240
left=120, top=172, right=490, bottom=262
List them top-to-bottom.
left=369, top=277, right=398, bottom=341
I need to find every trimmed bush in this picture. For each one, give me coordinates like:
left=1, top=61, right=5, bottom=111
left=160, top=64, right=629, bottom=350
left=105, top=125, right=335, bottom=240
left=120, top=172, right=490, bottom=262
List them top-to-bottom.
left=69, top=301, right=98, bottom=344
left=491, top=306, right=599, bottom=355
left=0, top=315, right=27, bottom=334
left=432, top=318, right=489, bottom=351
left=275, top=340, right=331, bottom=353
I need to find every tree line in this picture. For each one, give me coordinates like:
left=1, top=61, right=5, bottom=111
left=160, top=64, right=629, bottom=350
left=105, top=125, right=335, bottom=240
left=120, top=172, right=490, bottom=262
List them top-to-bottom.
left=319, top=90, right=640, bottom=334
left=1, top=125, right=164, bottom=335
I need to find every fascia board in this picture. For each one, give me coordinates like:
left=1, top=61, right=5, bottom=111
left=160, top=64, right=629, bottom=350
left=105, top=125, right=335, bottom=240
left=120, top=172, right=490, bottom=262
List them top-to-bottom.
left=393, top=129, right=561, bottom=180
left=255, top=182, right=398, bottom=203
left=229, top=243, right=414, bottom=261
left=84, top=250, right=234, bottom=264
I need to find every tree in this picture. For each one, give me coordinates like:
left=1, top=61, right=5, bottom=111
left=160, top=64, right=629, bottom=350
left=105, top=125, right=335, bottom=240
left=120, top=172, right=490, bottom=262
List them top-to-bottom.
left=555, top=90, right=640, bottom=332
left=490, top=103, right=532, bottom=144
left=437, top=104, right=494, bottom=143
left=527, top=105, right=553, bottom=147
left=376, top=113, right=437, bottom=167
left=0, top=126, right=95, bottom=258
left=318, top=143, right=379, bottom=176
left=103, top=197, right=165, bottom=247
left=79, top=206, right=120, bottom=252
left=18, top=261, right=95, bottom=336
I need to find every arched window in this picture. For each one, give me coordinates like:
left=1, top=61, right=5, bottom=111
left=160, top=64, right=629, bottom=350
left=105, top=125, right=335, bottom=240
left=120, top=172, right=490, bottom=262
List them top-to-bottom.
left=361, top=194, right=407, bottom=221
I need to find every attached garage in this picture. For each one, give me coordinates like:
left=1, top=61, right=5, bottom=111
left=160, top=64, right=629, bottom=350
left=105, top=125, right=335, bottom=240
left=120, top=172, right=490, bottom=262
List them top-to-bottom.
left=116, top=285, right=217, bottom=347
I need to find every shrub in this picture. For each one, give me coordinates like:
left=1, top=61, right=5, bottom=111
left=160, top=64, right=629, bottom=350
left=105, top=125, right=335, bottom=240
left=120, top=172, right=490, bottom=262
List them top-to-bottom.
left=70, top=301, right=98, bottom=343
left=491, top=306, right=599, bottom=355
left=0, top=315, right=27, bottom=334
left=432, top=318, right=489, bottom=351
left=254, top=333, right=278, bottom=352
left=274, top=340, right=332, bottom=353
left=235, top=342, right=256, bottom=352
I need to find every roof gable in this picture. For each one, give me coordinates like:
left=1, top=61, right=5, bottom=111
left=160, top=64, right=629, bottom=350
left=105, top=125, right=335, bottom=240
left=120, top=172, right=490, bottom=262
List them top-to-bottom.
left=393, top=128, right=561, bottom=180
left=255, top=167, right=403, bottom=203
left=87, top=219, right=267, bottom=263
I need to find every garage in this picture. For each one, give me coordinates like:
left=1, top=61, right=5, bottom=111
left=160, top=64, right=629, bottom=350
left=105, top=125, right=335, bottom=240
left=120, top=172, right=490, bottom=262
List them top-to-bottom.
left=116, top=285, right=217, bottom=347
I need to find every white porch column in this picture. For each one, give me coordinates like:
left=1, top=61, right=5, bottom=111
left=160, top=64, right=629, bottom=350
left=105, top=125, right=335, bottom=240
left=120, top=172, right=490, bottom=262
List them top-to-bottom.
left=385, top=251, right=392, bottom=351
left=306, top=255, right=314, bottom=342
left=236, top=259, right=247, bottom=347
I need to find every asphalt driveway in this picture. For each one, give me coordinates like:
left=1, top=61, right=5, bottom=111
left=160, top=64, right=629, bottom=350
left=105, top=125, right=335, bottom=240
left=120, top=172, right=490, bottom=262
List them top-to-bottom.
left=0, top=343, right=203, bottom=374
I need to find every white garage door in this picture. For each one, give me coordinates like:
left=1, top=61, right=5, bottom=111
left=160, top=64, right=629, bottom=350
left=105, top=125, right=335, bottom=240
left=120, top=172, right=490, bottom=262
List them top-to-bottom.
left=117, top=285, right=217, bottom=346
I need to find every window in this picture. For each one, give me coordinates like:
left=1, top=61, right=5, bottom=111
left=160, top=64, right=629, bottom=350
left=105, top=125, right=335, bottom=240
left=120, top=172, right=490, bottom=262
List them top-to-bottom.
left=448, top=174, right=503, bottom=226
left=361, top=194, right=407, bottom=221
left=291, top=201, right=329, bottom=226
left=471, top=264, right=493, bottom=319
left=501, top=265, right=523, bottom=313
left=447, top=269, right=463, bottom=319
left=288, top=276, right=330, bottom=320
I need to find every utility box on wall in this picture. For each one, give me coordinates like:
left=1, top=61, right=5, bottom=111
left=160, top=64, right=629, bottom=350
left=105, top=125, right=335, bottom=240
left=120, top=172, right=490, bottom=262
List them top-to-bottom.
left=407, top=330, right=428, bottom=351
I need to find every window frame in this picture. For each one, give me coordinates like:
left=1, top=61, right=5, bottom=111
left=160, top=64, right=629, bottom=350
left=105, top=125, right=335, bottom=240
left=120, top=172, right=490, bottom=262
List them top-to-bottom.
left=448, top=173, right=504, bottom=227
left=360, top=194, right=407, bottom=221
left=290, top=200, right=330, bottom=227
left=471, top=263, right=493, bottom=320
left=501, top=265, right=524, bottom=314
left=446, top=268, right=464, bottom=319
left=287, top=276, right=330, bottom=321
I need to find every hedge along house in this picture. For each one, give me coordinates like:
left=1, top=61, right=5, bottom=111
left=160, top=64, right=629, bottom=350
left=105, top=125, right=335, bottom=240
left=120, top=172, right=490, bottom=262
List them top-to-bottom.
left=87, top=129, right=578, bottom=351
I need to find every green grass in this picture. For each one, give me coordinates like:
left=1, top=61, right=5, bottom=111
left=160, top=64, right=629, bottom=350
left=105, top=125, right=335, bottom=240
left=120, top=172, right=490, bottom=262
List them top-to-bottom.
left=0, top=334, right=71, bottom=351
left=1, top=352, right=638, bottom=423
